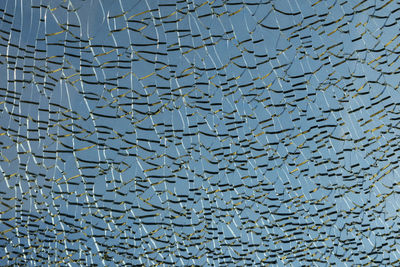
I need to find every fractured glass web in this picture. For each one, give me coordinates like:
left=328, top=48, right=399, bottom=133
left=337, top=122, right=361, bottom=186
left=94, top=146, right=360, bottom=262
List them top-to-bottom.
left=1, top=0, right=400, bottom=265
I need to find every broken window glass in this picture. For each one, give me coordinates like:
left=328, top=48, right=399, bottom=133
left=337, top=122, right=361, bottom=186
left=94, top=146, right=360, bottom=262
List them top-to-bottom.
left=1, top=0, right=400, bottom=265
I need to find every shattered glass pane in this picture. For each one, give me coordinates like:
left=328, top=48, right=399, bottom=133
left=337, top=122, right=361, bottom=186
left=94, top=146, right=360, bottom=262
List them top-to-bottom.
left=1, top=0, right=400, bottom=265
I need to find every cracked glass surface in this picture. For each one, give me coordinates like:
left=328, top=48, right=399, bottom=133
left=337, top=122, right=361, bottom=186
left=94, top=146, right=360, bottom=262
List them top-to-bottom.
left=1, top=0, right=400, bottom=265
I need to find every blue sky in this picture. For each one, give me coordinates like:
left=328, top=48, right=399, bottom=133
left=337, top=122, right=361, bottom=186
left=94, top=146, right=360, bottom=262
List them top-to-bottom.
left=1, top=0, right=400, bottom=265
